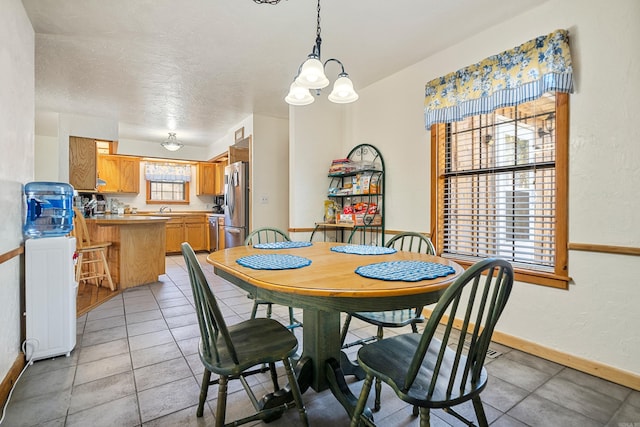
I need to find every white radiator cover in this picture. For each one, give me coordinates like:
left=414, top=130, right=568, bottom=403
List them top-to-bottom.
left=25, top=236, right=77, bottom=361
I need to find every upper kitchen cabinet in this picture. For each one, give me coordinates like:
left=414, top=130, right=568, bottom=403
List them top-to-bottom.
left=69, top=136, right=97, bottom=191
left=228, top=144, right=249, bottom=164
left=97, top=154, right=140, bottom=193
left=196, top=161, right=225, bottom=196
left=196, top=162, right=216, bottom=195
left=214, top=162, right=225, bottom=195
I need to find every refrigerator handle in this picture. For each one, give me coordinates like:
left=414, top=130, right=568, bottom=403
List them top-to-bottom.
left=228, top=178, right=235, bottom=216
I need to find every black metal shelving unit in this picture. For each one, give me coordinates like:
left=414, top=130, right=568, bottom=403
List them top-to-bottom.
left=311, top=144, right=385, bottom=245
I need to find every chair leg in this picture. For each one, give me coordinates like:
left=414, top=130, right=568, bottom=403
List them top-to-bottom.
left=99, top=249, right=115, bottom=291
left=75, top=253, right=83, bottom=283
left=251, top=298, right=259, bottom=319
left=266, top=302, right=273, bottom=319
left=287, top=306, right=302, bottom=329
left=340, top=314, right=352, bottom=347
left=373, top=326, right=384, bottom=412
left=283, top=357, right=309, bottom=427
left=268, top=362, right=280, bottom=392
left=197, top=369, right=211, bottom=417
left=350, top=374, right=373, bottom=427
left=215, top=375, right=229, bottom=427
left=472, top=396, right=489, bottom=427
left=419, top=407, right=430, bottom=427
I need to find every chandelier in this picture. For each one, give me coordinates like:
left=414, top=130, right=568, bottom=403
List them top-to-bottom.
left=284, top=0, right=358, bottom=106
left=161, top=132, right=184, bottom=151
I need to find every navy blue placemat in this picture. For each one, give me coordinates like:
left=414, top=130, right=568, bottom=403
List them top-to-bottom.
left=253, top=241, right=313, bottom=249
left=331, top=245, right=397, bottom=255
left=236, top=254, right=311, bottom=270
left=355, top=261, right=455, bottom=282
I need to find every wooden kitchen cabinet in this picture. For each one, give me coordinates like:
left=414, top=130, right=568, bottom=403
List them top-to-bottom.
left=69, top=136, right=97, bottom=191
left=228, top=145, right=249, bottom=164
left=97, top=154, right=140, bottom=193
left=196, top=162, right=216, bottom=195
left=214, top=162, right=225, bottom=195
left=164, top=214, right=208, bottom=253
left=185, top=216, right=207, bottom=251
left=165, top=217, right=185, bottom=253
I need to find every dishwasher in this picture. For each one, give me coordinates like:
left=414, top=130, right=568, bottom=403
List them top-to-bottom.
left=208, top=215, right=218, bottom=252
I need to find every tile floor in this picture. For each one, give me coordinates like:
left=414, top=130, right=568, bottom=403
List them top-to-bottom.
left=3, top=254, right=640, bottom=427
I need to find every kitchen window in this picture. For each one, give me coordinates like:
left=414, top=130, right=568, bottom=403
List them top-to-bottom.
left=431, top=92, right=569, bottom=288
left=144, top=161, right=192, bottom=204
left=146, top=181, right=189, bottom=203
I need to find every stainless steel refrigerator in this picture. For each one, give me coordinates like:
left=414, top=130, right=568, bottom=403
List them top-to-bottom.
left=223, top=161, right=249, bottom=248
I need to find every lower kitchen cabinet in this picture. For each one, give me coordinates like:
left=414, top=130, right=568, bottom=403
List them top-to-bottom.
left=165, top=214, right=208, bottom=253
left=185, top=216, right=207, bottom=251
left=165, top=218, right=185, bottom=253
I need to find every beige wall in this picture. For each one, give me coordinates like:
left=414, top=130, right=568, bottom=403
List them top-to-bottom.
left=0, top=0, right=35, bottom=381
left=347, top=0, right=640, bottom=375
left=288, top=96, right=345, bottom=239
left=251, top=114, right=289, bottom=232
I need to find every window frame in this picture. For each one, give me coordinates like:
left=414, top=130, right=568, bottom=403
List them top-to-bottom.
left=430, top=92, right=569, bottom=289
left=145, top=180, right=190, bottom=205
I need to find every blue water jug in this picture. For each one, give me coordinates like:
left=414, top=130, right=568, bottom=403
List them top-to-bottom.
left=23, top=182, right=75, bottom=238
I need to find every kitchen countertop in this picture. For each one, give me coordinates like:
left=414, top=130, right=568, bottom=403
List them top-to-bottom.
left=88, top=214, right=170, bottom=225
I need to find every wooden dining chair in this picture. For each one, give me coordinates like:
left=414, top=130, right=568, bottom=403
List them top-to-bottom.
left=71, top=207, right=115, bottom=291
left=244, top=227, right=302, bottom=330
left=340, top=232, right=435, bottom=410
left=181, top=243, right=309, bottom=427
left=350, top=258, right=514, bottom=427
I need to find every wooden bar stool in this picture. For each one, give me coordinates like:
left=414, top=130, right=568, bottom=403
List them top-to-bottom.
left=71, top=207, right=115, bottom=291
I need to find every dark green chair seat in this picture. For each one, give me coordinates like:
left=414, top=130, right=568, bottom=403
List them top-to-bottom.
left=244, top=227, right=302, bottom=330
left=340, top=232, right=435, bottom=410
left=181, top=243, right=308, bottom=427
left=350, top=258, right=513, bottom=427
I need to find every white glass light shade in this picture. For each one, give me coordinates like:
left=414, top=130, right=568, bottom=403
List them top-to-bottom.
left=295, top=57, right=329, bottom=89
left=327, top=76, right=359, bottom=104
left=285, top=82, right=315, bottom=106
left=161, top=132, right=184, bottom=151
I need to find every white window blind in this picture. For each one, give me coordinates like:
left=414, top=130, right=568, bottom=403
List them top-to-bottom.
left=442, top=94, right=557, bottom=272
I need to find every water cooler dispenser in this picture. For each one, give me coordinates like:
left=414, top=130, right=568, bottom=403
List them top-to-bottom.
left=23, top=182, right=77, bottom=360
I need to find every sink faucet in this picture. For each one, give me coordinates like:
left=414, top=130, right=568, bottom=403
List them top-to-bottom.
left=159, top=206, right=171, bottom=213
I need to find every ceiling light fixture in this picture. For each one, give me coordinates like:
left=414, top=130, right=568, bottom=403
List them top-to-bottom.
left=253, top=0, right=283, bottom=4
left=284, top=0, right=358, bottom=106
left=161, top=132, right=184, bottom=151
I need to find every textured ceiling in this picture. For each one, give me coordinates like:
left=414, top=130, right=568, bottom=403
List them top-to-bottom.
left=23, top=0, right=544, bottom=147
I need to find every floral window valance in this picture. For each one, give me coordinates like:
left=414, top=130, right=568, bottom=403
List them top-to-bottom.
left=424, top=29, right=573, bottom=128
left=144, top=162, right=192, bottom=182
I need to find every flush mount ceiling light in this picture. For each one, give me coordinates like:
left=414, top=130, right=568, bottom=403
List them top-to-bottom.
left=253, top=0, right=284, bottom=4
left=284, top=0, right=358, bottom=106
left=161, top=132, right=184, bottom=151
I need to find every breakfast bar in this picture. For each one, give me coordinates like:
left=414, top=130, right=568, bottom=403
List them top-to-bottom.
left=84, top=215, right=169, bottom=289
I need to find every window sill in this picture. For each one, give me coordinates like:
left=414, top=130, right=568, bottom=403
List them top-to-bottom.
left=451, top=258, right=570, bottom=290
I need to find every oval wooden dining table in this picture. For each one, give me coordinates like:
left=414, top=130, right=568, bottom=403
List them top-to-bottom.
left=206, top=241, right=463, bottom=420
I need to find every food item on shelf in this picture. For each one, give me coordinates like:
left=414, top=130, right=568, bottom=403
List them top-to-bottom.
left=328, top=158, right=356, bottom=175
left=324, top=200, right=337, bottom=223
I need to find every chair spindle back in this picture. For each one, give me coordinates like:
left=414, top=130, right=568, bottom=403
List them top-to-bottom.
left=244, top=227, right=290, bottom=246
left=385, top=232, right=435, bottom=255
left=182, top=242, right=239, bottom=366
left=404, top=258, right=513, bottom=399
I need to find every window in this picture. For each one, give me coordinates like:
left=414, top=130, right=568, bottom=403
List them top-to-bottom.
left=431, top=92, right=568, bottom=288
left=144, top=162, right=192, bottom=204
left=147, top=181, right=189, bottom=203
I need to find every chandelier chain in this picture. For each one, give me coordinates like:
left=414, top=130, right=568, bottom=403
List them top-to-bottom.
left=316, top=0, right=321, bottom=40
